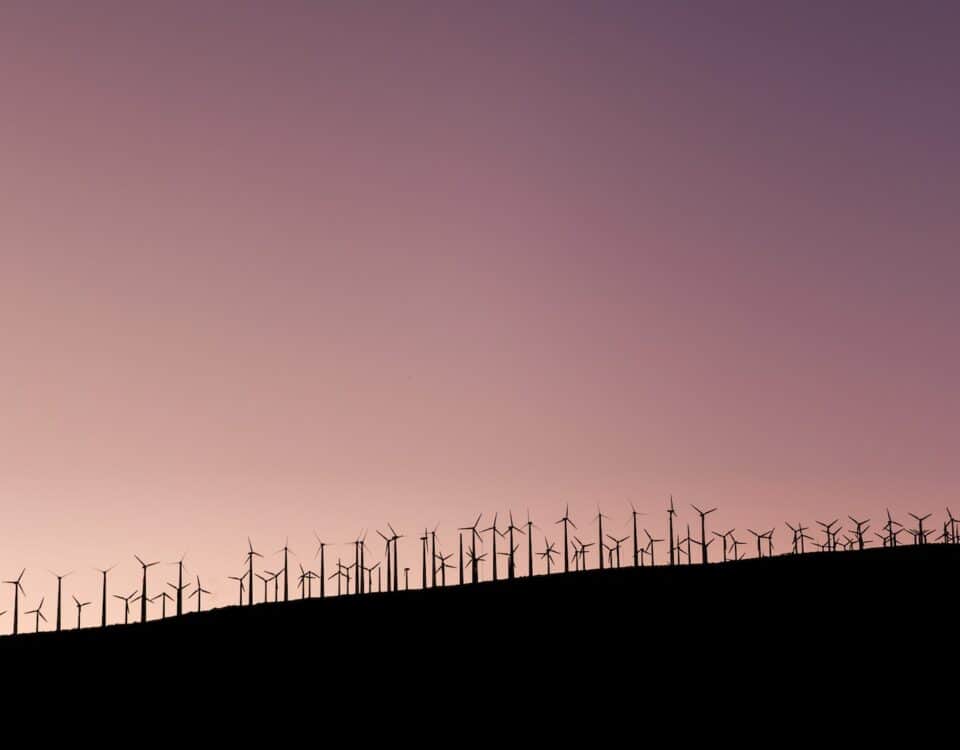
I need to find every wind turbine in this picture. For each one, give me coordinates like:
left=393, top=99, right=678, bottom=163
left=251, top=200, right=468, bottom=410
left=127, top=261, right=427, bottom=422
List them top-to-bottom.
left=667, top=495, right=677, bottom=566
left=630, top=503, right=646, bottom=567
left=691, top=505, right=717, bottom=564
left=555, top=506, right=576, bottom=573
left=595, top=508, right=609, bottom=570
left=945, top=508, right=958, bottom=544
left=883, top=509, right=903, bottom=548
left=526, top=510, right=538, bottom=577
left=504, top=512, right=525, bottom=579
left=482, top=513, right=504, bottom=581
left=908, top=513, right=931, bottom=545
left=458, top=515, right=484, bottom=584
left=848, top=517, right=870, bottom=551
left=816, top=520, right=839, bottom=552
left=391, top=524, right=402, bottom=592
left=429, top=524, right=438, bottom=589
left=377, top=528, right=393, bottom=592
left=762, top=528, right=775, bottom=557
left=420, top=529, right=430, bottom=588
left=644, top=530, right=663, bottom=566
left=713, top=530, right=731, bottom=562
left=314, top=532, right=327, bottom=598
left=606, top=534, right=629, bottom=568
left=729, top=535, right=746, bottom=560
left=573, top=536, right=594, bottom=570
left=245, top=538, right=263, bottom=606
left=538, top=538, right=558, bottom=574
left=275, top=539, right=293, bottom=602
left=464, top=546, right=487, bottom=581
left=436, top=552, right=453, bottom=586
left=169, top=554, right=188, bottom=616
left=134, top=555, right=160, bottom=623
left=329, top=559, right=347, bottom=596
left=95, top=564, right=116, bottom=627
left=4, top=569, right=26, bottom=635
left=47, top=570, right=73, bottom=632
left=264, top=570, right=281, bottom=602
left=228, top=574, right=247, bottom=605
left=189, top=576, right=211, bottom=612
left=114, top=590, right=138, bottom=625
left=154, top=591, right=173, bottom=618
left=72, top=595, right=90, bottom=629
left=25, top=598, right=46, bottom=633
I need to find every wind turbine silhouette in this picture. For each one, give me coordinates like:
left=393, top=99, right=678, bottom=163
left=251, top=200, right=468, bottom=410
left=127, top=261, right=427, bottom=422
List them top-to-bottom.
left=667, top=495, right=677, bottom=566
left=630, top=503, right=646, bottom=567
left=691, top=505, right=717, bottom=564
left=556, top=506, right=576, bottom=573
left=946, top=508, right=958, bottom=545
left=595, top=509, right=609, bottom=570
left=883, top=509, right=903, bottom=548
left=526, top=510, right=538, bottom=577
left=504, top=512, right=525, bottom=579
left=908, top=513, right=931, bottom=545
left=482, top=514, right=504, bottom=581
left=458, top=515, right=484, bottom=584
left=848, top=517, right=870, bottom=551
left=816, top=520, right=840, bottom=552
left=785, top=523, right=802, bottom=554
left=429, top=524, right=438, bottom=589
left=377, top=528, right=393, bottom=592
left=762, top=528, right=775, bottom=557
left=420, top=529, right=430, bottom=588
left=644, top=529, right=663, bottom=566
left=748, top=529, right=764, bottom=558
left=713, top=530, right=731, bottom=561
left=314, top=532, right=327, bottom=598
left=606, top=534, right=629, bottom=568
left=729, top=534, right=746, bottom=560
left=573, top=536, right=594, bottom=570
left=245, top=538, right=262, bottom=606
left=275, top=538, right=293, bottom=602
left=538, top=538, right=558, bottom=574
left=465, top=546, right=487, bottom=581
left=436, top=552, right=453, bottom=586
left=169, top=554, right=188, bottom=616
left=134, top=555, right=160, bottom=623
left=328, top=559, right=345, bottom=596
left=95, top=564, right=116, bottom=628
left=4, top=569, right=26, bottom=635
left=48, top=570, right=72, bottom=632
left=263, top=570, right=281, bottom=602
left=228, top=573, right=246, bottom=605
left=189, top=576, right=211, bottom=612
left=114, top=590, right=138, bottom=625
left=154, top=590, right=173, bottom=618
left=72, top=595, right=90, bottom=629
left=25, top=598, right=46, bottom=633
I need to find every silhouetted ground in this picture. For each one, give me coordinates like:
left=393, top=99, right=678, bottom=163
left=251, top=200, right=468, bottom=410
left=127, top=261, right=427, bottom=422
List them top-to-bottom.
left=3, top=545, right=954, bottom=717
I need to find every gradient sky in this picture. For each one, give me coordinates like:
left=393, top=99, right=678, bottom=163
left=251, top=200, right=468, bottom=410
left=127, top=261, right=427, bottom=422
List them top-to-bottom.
left=1, top=2, right=958, bottom=625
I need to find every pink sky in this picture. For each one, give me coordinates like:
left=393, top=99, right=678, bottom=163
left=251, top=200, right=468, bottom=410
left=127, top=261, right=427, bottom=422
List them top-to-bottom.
left=1, top=2, right=958, bottom=625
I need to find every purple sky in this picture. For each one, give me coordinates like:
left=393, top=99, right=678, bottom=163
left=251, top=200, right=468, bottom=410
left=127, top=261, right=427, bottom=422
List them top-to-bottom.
left=1, top=2, right=957, bottom=623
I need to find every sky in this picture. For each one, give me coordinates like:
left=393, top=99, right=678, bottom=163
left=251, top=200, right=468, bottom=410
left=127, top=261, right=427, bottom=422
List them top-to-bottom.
left=1, top=1, right=958, bottom=628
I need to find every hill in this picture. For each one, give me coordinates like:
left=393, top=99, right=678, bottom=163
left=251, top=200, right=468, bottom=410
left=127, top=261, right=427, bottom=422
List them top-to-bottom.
left=3, top=544, right=955, bottom=714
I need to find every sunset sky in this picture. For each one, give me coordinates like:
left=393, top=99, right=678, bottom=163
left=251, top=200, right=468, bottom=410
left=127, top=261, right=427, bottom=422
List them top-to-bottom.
left=1, top=2, right=957, bottom=625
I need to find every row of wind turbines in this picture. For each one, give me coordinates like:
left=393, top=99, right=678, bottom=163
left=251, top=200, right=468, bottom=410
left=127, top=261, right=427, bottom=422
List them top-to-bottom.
left=3, top=501, right=956, bottom=636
